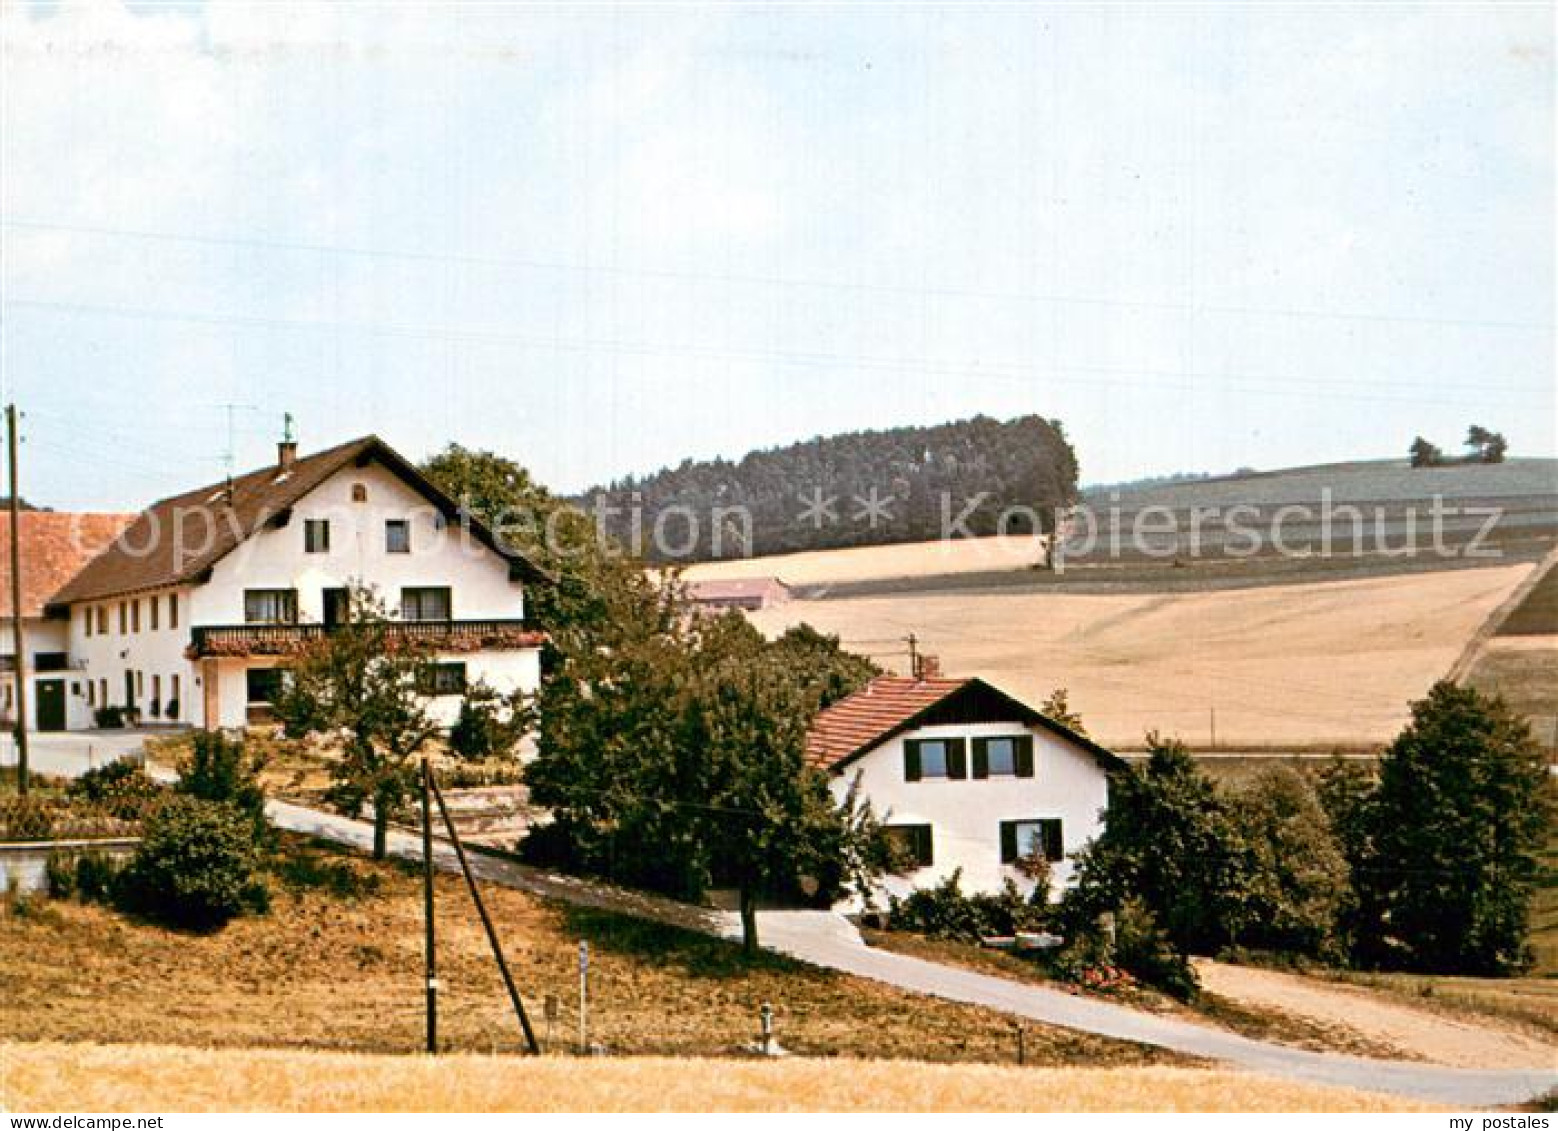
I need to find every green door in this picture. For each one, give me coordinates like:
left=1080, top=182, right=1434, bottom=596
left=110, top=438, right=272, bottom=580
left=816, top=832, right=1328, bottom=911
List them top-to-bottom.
left=35, top=678, right=65, bottom=732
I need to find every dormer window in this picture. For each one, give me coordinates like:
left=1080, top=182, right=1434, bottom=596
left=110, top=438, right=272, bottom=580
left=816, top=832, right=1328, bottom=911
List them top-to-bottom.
left=385, top=519, right=410, bottom=554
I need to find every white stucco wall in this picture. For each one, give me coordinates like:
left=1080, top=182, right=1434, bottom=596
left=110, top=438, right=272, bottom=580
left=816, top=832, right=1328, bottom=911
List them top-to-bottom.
left=55, top=456, right=541, bottom=733
left=194, top=460, right=525, bottom=625
left=65, top=585, right=197, bottom=725
left=0, top=618, right=87, bottom=730
left=829, top=719, right=1111, bottom=901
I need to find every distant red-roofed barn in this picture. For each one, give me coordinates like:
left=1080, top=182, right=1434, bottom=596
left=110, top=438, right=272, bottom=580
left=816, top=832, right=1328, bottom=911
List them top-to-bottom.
left=685, top=576, right=793, bottom=613
left=809, top=674, right=1124, bottom=900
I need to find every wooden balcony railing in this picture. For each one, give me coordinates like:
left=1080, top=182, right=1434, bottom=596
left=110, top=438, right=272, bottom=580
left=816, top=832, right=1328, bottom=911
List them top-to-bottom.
left=187, top=619, right=545, bottom=659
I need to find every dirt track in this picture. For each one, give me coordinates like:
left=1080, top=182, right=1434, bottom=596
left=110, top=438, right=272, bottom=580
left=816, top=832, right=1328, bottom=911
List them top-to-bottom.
left=1193, top=961, right=1557, bottom=1071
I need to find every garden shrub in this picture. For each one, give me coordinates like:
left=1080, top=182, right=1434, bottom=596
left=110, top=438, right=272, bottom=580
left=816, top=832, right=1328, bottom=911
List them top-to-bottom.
left=177, top=730, right=268, bottom=837
left=67, top=760, right=163, bottom=805
left=115, top=796, right=268, bottom=929
left=44, top=850, right=75, bottom=898
left=74, top=851, right=124, bottom=904
left=885, top=871, right=1046, bottom=941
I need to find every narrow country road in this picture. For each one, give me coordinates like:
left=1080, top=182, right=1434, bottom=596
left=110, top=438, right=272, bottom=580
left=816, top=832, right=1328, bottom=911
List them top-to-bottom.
left=268, top=798, right=1557, bottom=1107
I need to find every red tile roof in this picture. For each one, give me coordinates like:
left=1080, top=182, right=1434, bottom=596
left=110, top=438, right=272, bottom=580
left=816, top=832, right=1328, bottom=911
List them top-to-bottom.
left=47, top=436, right=547, bottom=608
left=0, top=512, right=137, bottom=618
left=806, top=674, right=1128, bottom=774
left=805, top=676, right=972, bottom=770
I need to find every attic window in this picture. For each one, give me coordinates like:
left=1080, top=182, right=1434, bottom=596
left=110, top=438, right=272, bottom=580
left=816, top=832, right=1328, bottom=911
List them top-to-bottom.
left=352, top=484, right=368, bottom=503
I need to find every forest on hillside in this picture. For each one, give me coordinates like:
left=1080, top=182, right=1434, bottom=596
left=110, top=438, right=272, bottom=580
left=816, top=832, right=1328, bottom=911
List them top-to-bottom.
left=580, top=414, right=1079, bottom=561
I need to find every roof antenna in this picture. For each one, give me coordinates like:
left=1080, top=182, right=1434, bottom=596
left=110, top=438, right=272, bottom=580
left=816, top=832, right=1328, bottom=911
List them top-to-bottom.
left=906, top=633, right=921, bottom=680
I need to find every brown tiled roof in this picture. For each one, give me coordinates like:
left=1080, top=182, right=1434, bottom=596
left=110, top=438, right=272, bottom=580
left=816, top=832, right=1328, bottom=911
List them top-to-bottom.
left=47, top=435, right=547, bottom=609
left=0, top=512, right=137, bottom=618
left=806, top=674, right=1127, bottom=773
left=805, top=676, right=972, bottom=769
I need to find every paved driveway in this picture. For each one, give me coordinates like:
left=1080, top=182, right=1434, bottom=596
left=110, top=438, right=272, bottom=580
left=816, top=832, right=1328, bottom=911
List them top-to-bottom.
left=267, top=799, right=1556, bottom=1107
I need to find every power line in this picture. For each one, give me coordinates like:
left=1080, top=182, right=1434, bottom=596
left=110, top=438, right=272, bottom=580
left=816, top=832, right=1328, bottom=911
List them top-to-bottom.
left=3, top=215, right=1548, bottom=333
left=3, top=296, right=1548, bottom=411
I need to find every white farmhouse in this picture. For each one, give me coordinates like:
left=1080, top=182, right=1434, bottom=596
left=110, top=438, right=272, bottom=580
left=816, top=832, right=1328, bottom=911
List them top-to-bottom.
left=45, top=435, right=548, bottom=731
left=807, top=675, right=1124, bottom=899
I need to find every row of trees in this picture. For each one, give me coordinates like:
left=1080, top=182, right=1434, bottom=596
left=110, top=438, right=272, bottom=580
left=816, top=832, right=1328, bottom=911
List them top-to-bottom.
left=577, top=414, right=1080, bottom=559
left=1409, top=424, right=1508, bottom=467
left=1060, top=682, right=1552, bottom=984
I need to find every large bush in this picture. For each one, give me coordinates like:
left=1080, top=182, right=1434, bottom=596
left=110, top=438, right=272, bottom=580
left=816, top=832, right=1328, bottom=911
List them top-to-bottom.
left=116, top=797, right=268, bottom=929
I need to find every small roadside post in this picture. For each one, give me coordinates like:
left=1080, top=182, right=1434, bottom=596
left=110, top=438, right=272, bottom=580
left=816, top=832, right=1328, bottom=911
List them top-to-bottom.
left=578, top=940, right=590, bottom=1054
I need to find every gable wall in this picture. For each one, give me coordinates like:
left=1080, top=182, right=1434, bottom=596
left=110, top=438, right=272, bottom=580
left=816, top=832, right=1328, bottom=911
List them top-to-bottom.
left=197, top=459, right=525, bottom=625
left=831, top=718, right=1109, bottom=899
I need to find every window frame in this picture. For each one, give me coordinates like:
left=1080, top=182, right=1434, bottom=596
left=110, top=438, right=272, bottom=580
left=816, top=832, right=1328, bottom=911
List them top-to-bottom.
left=304, top=518, right=331, bottom=554
left=385, top=519, right=411, bottom=554
left=400, top=586, right=452, bottom=622
left=243, top=588, right=300, bottom=625
left=416, top=661, right=468, bottom=697
left=245, top=667, right=288, bottom=706
left=971, top=734, right=1035, bottom=779
left=904, top=736, right=967, bottom=781
left=1000, top=818, right=1064, bottom=865
left=883, top=823, right=935, bottom=868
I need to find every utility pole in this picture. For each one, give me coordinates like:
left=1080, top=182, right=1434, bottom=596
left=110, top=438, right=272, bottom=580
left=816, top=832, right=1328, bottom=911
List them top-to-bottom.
left=7, top=405, right=28, bottom=795
left=905, top=633, right=920, bottom=679
left=1209, top=705, right=1217, bottom=751
left=422, top=758, right=437, bottom=1054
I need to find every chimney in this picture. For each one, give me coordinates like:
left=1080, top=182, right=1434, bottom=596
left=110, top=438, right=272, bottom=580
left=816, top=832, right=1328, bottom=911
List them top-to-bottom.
left=277, top=411, right=297, bottom=471
left=919, top=654, right=942, bottom=679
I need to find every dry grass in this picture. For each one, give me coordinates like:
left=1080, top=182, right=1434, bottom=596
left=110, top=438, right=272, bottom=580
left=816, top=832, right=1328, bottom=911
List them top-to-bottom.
left=748, top=564, right=1533, bottom=748
left=0, top=836, right=1176, bottom=1067
left=0, top=1042, right=1439, bottom=1112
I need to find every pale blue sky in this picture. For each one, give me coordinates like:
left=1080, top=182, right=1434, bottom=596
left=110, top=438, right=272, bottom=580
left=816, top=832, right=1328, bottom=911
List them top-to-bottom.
left=1, top=1, right=1552, bottom=511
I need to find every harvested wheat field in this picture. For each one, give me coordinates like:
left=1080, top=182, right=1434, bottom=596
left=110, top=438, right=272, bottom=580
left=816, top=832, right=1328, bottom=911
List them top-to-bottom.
left=684, top=535, right=1049, bottom=588
left=749, top=563, right=1534, bottom=748
left=0, top=1043, right=1438, bottom=1112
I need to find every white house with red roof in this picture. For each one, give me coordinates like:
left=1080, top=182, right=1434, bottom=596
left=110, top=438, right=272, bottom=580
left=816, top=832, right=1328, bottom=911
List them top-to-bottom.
left=807, top=675, right=1125, bottom=899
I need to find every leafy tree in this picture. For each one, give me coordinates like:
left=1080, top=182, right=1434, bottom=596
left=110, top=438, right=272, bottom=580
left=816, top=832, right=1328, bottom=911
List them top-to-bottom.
left=1465, top=425, right=1508, bottom=464
left=1409, top=436, right=1444, bottom=468
left=422, top=443, right=668, bottom=658
left=273, top=587, right=441, bottom=859
left=524, top=606, right=885, bottom=954
left=689, top=647, right=859, bottom=953
left=1355, top=681, right=1553, bottom=973
left=1039, top=687, right=1088, bottom=736
left=1060, top=734, right=1249, bottom=955
left=1316, top=754, right=1378, bottom=949
left=1227, top=766, right=1350, bottom=960
left=115, top=796, right=268, bottom=930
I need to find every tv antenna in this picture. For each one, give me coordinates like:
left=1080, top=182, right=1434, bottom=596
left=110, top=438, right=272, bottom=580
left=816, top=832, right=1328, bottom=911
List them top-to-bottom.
left=207, top=402, right=259, bottom=474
